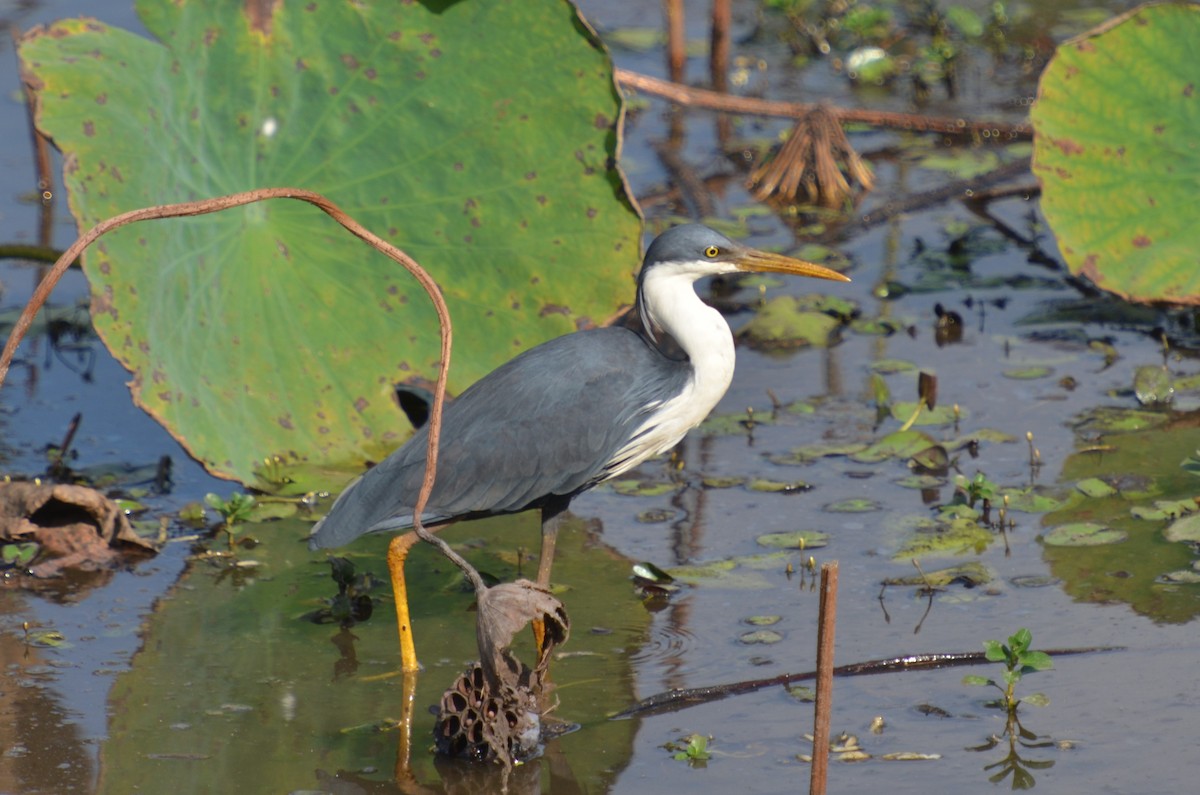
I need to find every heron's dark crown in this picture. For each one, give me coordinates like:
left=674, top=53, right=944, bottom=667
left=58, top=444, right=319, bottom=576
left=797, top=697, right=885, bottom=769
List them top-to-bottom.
left=640, top=223, right=739, bottom=272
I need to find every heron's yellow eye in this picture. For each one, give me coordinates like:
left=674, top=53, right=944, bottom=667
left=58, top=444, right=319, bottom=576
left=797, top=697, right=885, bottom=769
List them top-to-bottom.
left=704, top=246, right=720, bottom=258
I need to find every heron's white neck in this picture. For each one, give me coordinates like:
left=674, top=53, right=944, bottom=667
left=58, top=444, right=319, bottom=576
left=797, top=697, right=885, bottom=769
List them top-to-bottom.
left=612, top=260, right=737, bottom=470
left=639, top=260, right=737, bottom=393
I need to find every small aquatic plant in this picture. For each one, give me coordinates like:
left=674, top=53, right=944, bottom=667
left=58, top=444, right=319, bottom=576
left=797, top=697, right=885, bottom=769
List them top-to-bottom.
left=205, top=491, right=257, bottom=549
left=963, top=628, right=1053, bottom=712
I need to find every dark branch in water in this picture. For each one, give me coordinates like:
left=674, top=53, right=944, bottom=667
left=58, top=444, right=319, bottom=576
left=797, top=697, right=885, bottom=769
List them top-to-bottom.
left=611, top=646, right=1124, bottom=720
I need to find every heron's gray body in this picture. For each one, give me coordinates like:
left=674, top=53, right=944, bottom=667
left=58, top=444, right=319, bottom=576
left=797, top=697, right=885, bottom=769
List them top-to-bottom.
left=307, top=224, right=846, bottom=553
left=308, top=324, right=692, bottom=549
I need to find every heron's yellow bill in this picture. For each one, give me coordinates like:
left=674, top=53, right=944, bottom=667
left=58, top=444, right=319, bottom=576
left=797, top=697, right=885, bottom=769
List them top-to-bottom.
left=734, top=249, right=851, bottom=282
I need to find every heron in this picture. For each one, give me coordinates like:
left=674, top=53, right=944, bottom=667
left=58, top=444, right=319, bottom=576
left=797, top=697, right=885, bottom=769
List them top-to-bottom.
left=308, top=223, right=849, bottom=672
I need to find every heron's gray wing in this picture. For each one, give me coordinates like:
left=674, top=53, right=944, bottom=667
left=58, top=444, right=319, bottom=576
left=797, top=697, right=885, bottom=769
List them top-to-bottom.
left=308, top=327, right=688, bottom=550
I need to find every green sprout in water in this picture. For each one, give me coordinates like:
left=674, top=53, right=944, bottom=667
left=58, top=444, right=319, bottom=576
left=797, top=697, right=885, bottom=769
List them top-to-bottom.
left=205, top=491, right=257, bottom=550
left=963, top=628, right=1053, bottom=712
left=665, top=733, right=712, bottom=766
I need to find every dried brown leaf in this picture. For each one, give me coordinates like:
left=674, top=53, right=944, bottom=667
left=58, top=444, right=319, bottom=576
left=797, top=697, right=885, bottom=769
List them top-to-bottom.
left=0, top=481, right=156, bottom=577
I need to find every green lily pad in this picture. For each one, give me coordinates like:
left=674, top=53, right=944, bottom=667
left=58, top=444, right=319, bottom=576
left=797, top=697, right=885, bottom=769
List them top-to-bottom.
left=18, top=1, right=639, bottom=483
left=1032, top=3, right=1200, bottom=305
left=737, top=296, right=842, bottom=350
left=870, top=359, right=917, bottom=374
left=1134, top=365, right=1174, bottom=405
left=1003, top=367, right=1053, bottom=380
left=890, top=402, right=962, bottom=427
left=1072, top=407, right=1169, bottom=434
left=698, top=411, right=772, bottom=436
left=947, top=429, right=1019, bottom=448
left=851, top=430, right=939, bottom=463
left=774, top=441, right=869, bottom=464
left=910, top=444, right=950, bottom=471
left=700, top=475, right=747, bottom=489
left=895, top=475, right=946, bottom=490
left=747, top=478, right=811, bottom=493
left=1075, top=478, right=1118, bottom=498
left=609, top=479, right=678, bottom=497
left=1000, top=488, right=1066, bottom=514
left=824, top=498, right=880, bottom=513
left=1131, top=499, right=1198, bottom=522
left=636, top=509, right=676, bottom=524
left=1163, top=513, right=1200, bottom=544
left=894, top=517, right=993, bottom=559
left=1042, top=522, right=1127, bottom=547
left=756, top=530, right=830, bottom=550
left=1, top=542, right=39, bottom=567
left=666, top=559, right=773, bottom=590
left=883, top=561, right=993, bottom=588
left=1157, top=570, right=1200, bottom=584
left=744, top=615, right=782, bottom=626
left=739, top=629, right=783, bottom=645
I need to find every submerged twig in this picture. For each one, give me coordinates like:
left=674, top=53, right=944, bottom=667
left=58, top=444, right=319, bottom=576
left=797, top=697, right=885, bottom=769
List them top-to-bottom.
left=611, top=646, right=1123, bottom=719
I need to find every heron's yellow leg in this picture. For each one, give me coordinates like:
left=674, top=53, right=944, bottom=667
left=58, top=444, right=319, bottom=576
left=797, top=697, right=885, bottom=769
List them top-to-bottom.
left=532, top=510, right=563, bottom=653
left=387, top=532, right=422, bottom=673
left=393, top=671, right=418, bottom=784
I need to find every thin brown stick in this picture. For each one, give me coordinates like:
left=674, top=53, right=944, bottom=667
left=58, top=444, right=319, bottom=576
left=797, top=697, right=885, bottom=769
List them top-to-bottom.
left=615, top=68, right=1032, bottom=139
left=809, top=561, right=838, bottom=795
left=610, top=645, right=1123, bottom=719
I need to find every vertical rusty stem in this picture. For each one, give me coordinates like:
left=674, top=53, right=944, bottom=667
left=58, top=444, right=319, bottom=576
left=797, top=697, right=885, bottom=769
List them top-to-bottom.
left=663, top=0, right=686, bottom=83
left=710, top=0, right=730, bottom=91
left=809, top=561, right=839, bottom=795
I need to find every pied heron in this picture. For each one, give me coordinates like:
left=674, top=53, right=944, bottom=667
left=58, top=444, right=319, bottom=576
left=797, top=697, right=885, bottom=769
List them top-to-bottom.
left=308, top=223, right=849, bottom=671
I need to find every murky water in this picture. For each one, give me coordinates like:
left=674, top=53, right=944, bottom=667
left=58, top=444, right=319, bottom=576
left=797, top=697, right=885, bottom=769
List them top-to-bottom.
left=3, top=1, right=1197, bottom=793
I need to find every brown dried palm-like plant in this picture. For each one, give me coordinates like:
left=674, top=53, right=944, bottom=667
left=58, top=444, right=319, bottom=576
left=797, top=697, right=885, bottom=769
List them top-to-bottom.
left=748, top=104, right=874, bottom=209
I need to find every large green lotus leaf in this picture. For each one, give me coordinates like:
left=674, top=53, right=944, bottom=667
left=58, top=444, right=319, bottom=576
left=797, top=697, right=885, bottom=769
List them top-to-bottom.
left=18, top=0, right=640, bottom=482
left=1031, top=3, right=1200, bottom=304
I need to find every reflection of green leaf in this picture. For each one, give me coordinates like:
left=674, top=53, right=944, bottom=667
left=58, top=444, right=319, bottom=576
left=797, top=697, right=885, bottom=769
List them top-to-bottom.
left=19, top=1, right=638, bottom=482
left=1032, top=3, right=1200, bottom=304
left=1049, top=420, right=1200, bottom=623
left=100, top=514, right=642, bottom=790
left=1042, top=522, right=1127, bottom=547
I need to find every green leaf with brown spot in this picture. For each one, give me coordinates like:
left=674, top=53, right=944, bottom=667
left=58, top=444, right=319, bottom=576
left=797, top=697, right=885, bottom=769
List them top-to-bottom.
left=18, top=1, right=640, bottom=484
left=1032, top=3, right=1200, bottom=304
